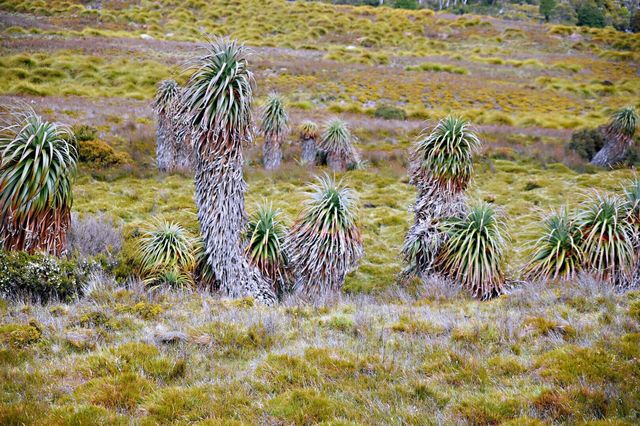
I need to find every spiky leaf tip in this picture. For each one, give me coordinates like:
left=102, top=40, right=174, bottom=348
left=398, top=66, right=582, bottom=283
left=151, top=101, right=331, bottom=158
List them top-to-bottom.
left=182, top=37, right=254, bottom=140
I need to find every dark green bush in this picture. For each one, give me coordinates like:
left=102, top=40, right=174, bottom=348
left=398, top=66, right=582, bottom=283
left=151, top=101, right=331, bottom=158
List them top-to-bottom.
left=576, top=4, right=605, bottom=28
left=374, top=104, right=407, bottom=121
left=72, top=124, right=99, bottom=142
left=567, top=128, right=605, bottom=161
left=0, top=251, right=88, bottom=303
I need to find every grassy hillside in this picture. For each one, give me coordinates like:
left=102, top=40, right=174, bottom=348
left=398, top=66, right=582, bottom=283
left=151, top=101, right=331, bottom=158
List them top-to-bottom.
left=1, top=0, right=640, bottom=424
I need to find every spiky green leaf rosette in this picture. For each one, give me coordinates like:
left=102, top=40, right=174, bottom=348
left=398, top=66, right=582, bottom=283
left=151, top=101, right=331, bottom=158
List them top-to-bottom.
left=261, top=93, right=289, bottom=141
left=607, top=106, right=638, bottom=139
left=0, top=111, right=77, bottom=255
left=410, top=116, right=480, bottom=193
left=318, top=119, right=359, bottom=172
left=286, top=175, right=363, bottom=299
left=576, top=193, right=635, bottom=286
left=436, top=202, right=508, bottom=299
left=245, top=203, right=290, bottom=295
left=525, top=208, right=582, bottom=282
left=136, top=219, right=196, bottom=287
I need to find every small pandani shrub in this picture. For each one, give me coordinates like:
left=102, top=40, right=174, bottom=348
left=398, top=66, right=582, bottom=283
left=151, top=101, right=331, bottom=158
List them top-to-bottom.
left=153, top=79, right=180, bottom=172
left=260, top=92, right=289, bottom=170
left=591, top=106, right=639, bottom=167
left=0, top=110, right=77, bottom=255
left=318, top=119, right=359, bottom=172
left=299, top=120, right=319, bottom=165
left=286, top=175, right=363, bottom=299
left=576, top=193, right=635, bottom=287
left=436, top=202, right=508, bottom=299
left=244, top=203, right=290, bottom=297
left=525, top=208, right=583, bottom=282
left=136, top=219, right=196, bottom=288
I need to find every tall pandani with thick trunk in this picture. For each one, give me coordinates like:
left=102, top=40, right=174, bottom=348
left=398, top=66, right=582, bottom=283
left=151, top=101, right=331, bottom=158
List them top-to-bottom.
left=181, top=38, right=275, bottom=304
left=153, top=79, right=180, bottom=172
left=260, top=93, right=288, bottom=170
left=591, top=107, right=638, bottom=168
left=0, top=111, right=77, bottom=256
left=402, top=117, right=479, bottom=280
left=319, top=119, right=359, bottom=172
left=299, top=120, right=319, bottom=165
left=286, top=175, right=363, bottom=300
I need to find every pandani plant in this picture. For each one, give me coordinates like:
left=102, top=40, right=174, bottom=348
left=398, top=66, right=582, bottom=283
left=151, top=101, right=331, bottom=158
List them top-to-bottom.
left=180, top=37, right=275, bottom=304
left=153, top=79, right=180, bottom=172
left=260, top=93, right=289, bottom=170
left=591, top=106, right=638, bottom=167
left=0, top=110, right=77, bottom=256
left=402, top=117, right=480, bottom=280
left=318, top=119, right=359, bottom=172
left=299, top=120, right=319, bottom=165
left=286, top=175, right=363, bottom=299
left=623, top=178, right=640, bottom=287
left=575, top=192, right=635, bottom=287
left=436, top=202, right=508, bottom=299
left=244, top=203, right=290, bottom=297
left=525, top=208, right=582, bottom=282
left=136, top=219, right=196, bottom=288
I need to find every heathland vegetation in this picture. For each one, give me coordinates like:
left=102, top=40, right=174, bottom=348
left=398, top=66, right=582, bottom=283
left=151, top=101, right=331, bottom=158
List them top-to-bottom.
left=0, top=0, right=639, bottom=424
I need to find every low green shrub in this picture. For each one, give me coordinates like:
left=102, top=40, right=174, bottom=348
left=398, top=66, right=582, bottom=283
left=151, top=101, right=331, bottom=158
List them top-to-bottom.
left=374, top=104, right=407, bottom=120
left=567, top=128, right=605, bottom=161
left=79, top=140, right=131, bottom=168
left=0, top=251, right=88, bottom=302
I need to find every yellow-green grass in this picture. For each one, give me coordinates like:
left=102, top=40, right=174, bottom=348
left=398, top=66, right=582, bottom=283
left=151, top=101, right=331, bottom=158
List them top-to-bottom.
left=0, top=51, right=175, bottom=99
left=1, top=271, right=639, bottom=424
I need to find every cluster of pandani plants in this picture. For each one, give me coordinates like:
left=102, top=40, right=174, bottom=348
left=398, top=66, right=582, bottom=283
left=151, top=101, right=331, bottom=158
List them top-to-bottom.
left=0, top=37, right=637, bottom=304
left=140, top=38, right=364, bottom=302
left=154, top=82, right=361, bottom=173
left=402, top=114, right=640, bottom=299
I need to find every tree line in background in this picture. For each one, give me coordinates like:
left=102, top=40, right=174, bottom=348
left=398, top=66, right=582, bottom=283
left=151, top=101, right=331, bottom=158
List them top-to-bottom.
left=329, top=0, right=640, bottom=31
left=0, top=37, right=638, bottom=306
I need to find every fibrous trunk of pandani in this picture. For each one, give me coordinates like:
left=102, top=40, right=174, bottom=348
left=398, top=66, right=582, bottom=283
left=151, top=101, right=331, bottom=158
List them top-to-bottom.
left=156, top=111, right=177, bottom=172
left=172, top=114, right=194, bottom=172
left=591, top=129, right=633, bottom=168
left=193, top=132, right=276, bottom=304
left=300, top=137, right=317, bottom=165
left=262, top=138, right=282, bottom=170
left=327, top=147, right=359, bottom=172
left=402, top=181, right=466, bottom=279
left=1, top=207, right=70, bottom=256
left=286, top=220, right=363, bottom=300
